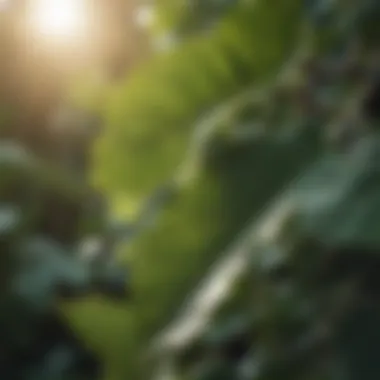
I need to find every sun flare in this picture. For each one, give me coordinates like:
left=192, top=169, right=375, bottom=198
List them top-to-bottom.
left=28, top=0, right=88, bottom=40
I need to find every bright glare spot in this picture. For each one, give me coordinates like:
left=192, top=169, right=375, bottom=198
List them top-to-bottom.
left=27, top=0, right=88, bottom=40
left=135, top=5, right=155, bottom=28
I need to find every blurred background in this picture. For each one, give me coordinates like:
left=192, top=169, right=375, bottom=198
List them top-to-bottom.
left=1, top=0, right=380, bottom=379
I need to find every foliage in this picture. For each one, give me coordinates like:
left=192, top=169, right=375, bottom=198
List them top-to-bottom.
left=2, top=0, right=380, bottom=379
left=95, top=0, right=303, bottom=198
left=151, top=0, right=239, bottom=36
left=146, top=1, right=380, bottom=379
left=86, top=2, right=305, bottom=376
left=0, top=132, right=134, bottom=379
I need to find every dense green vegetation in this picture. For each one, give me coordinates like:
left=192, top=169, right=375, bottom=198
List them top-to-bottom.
left=2, top=0, right=380, bottom=379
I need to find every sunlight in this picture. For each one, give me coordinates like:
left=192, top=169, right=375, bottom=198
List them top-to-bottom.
left=27, top=0, right=88, bottom=40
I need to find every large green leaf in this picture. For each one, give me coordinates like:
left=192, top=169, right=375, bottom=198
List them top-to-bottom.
left=95, top=0, right=303, bottom=198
